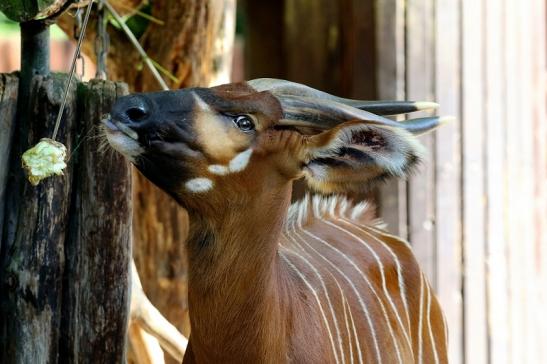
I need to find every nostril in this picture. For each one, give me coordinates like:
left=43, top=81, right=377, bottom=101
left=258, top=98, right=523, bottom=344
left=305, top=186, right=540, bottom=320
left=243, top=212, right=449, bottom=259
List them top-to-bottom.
left=126, top=106, right=149, bottom=122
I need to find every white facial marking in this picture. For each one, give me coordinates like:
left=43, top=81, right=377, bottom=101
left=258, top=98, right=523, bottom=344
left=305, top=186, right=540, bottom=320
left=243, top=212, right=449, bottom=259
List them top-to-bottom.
left=192, top=92, right=212, bottom=112
left=105, top=132, right=144, bottom=163
left=228, top=148, right=253, bottom=172
left=207, top=149, right=253, bottom=176
left=208, top=164, right=229, bottom=175
left=185, top=177, right=214, bottom=193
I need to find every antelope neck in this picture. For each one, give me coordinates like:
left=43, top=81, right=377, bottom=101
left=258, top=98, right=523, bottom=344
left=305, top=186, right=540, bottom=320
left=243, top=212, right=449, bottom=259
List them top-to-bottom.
left=185, top=183, right=296, bottom=363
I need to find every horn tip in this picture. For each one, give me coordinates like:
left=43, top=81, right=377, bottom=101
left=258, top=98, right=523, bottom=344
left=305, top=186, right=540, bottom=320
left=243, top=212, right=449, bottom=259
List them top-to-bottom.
left=414, top=101, right=439, bottom=110
left=439, top=116, right=457, bottom=125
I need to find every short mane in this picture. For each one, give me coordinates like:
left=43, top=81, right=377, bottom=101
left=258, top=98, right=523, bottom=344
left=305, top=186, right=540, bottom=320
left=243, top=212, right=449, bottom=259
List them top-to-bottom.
left=285, top=194, right=386, bottom=229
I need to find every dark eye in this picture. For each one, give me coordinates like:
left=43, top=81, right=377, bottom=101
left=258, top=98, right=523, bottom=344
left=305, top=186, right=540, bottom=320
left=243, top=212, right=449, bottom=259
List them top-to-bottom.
left=233, top=115, right=255, bottom=131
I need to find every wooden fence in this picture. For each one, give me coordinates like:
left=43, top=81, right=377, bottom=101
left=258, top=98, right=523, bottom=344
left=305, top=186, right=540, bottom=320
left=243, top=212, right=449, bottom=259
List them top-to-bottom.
left=242, top=0, right=547, bottom=363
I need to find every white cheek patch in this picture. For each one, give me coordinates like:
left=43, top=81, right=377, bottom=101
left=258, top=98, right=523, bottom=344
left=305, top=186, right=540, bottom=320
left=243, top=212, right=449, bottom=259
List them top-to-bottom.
left=105, top=132, right=144, bottom=163
left=228, top=148, right=253, bottom=172
left=208, top=149, right=253, bottom=176
left=207, top=164, right=230, bottom=176
left=185, top=177, right=214, bottom=193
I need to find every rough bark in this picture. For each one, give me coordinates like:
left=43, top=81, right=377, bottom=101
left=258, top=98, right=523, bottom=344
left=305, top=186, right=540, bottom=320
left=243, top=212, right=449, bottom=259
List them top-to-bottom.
left=57, top=0, right=226, bottom=91
left=0, top=73, right=78, bottom=364
left=0, top=73, right=19, bottom=240
left=0, top=74, right=133, bottom=363
left=60, top=80, right=132, bottom=363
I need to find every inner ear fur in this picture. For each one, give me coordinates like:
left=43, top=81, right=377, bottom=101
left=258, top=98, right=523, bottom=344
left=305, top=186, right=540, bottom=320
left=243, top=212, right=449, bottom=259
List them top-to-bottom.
left=302, top=121, right=425, bottom=193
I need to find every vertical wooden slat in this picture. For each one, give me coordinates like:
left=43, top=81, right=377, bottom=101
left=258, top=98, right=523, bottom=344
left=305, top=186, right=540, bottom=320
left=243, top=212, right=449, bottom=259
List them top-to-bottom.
left=242, top=0, right=286, bottom=80
left=283, top=0, right=342, bottom=93
left=344, top=0, right=377, bottom=100
left=375, top=0, right=408, bottom=238
left=405, top=0, right=437, bottom=286
left=434, top=0, right=463, bottom=363
left=461, top=0, right=487, bottom=362
left=484, top=0, right=510, bottom=362
left=504, top=0, right=526, bottom=361
left=531, top=0, right=547, bottom=362
left=517, top=2, right=538, bottom=362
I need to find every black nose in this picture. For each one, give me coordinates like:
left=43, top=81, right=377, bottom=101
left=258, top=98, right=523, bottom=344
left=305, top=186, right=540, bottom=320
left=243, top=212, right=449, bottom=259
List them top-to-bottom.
left=112, top=95, right=151, bottom=124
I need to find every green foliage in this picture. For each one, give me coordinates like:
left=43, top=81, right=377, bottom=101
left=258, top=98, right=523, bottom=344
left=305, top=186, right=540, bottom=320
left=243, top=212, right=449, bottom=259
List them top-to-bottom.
left=108, top=3, right=160, bottom=40
left=125, top=3, right=152, bottom=39
left=0, top=11, right=67, bottom=39
left=0, top=12, right=18, bottom=34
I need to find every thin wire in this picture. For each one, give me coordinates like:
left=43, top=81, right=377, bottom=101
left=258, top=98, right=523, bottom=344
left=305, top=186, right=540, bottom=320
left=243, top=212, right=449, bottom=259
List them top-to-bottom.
left=52, top=0, right=95, bottom=141
left=104, top=0, right=169, bottom=91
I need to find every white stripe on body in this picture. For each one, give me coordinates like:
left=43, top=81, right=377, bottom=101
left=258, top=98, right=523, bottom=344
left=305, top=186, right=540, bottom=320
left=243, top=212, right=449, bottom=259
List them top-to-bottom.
left=334, top=217, right=413, bottom=353
left=286, top=220, right=386, bottom=364
left=299, top=220, right=404, bottom=364
left=279, top=243, right=345, bottom=363
left=279, top=251, right=341, bottom=364
left=418, top=272, right=425, bottom=364
left=425, top=275, right=440, bottom=364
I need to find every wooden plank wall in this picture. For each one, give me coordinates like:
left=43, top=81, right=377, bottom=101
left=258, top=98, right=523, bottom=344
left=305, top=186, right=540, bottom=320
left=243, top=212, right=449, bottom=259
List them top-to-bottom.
left=243, top=0, right=546, bottom=362
left=375, top=0, right=547, bottom=363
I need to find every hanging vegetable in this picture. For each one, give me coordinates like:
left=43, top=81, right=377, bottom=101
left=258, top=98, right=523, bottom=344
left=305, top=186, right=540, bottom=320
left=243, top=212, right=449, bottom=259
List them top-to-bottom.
left=21, top=0, right=94, bottom=186
left=22, top=138, right=67, bottom=186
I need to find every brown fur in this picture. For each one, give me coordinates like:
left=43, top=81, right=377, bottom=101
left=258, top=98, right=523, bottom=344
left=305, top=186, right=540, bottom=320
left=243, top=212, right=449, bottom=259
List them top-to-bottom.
left=106, top=81, right=448, bottom=364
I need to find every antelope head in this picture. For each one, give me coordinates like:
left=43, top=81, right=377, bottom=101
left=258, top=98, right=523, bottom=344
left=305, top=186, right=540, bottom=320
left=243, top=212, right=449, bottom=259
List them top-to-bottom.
left=104, top=78, right=446, bottom=213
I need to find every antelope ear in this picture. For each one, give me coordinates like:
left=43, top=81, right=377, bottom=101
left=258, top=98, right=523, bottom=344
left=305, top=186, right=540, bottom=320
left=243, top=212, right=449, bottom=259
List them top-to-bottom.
left=302, top=121, right=425, bottom=193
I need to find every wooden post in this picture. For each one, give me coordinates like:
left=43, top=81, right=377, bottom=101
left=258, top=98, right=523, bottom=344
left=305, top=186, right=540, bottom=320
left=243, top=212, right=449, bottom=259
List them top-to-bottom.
left=0, top=73, right=78, bottom=364
left=0, top=74, right=132, bottom=363
left=60, top=80, right=131, bottom=363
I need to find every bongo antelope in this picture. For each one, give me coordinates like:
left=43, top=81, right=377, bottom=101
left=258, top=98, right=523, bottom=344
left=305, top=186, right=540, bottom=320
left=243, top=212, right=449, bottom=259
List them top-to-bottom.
left=105, top=78, right=450, bottom=364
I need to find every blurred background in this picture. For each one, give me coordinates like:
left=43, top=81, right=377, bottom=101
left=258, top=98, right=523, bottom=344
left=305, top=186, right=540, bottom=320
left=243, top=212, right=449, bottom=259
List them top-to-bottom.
left=1, top=1, right=545, bottom=363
